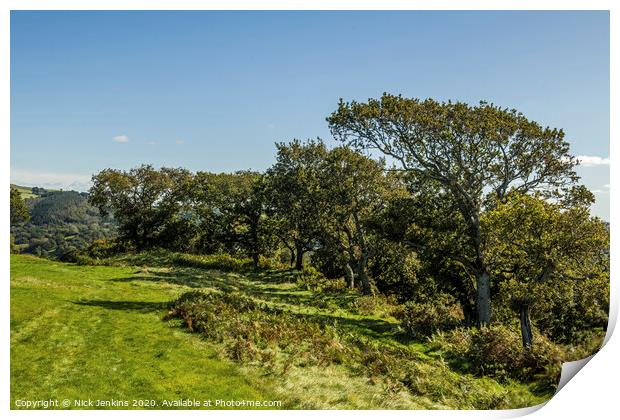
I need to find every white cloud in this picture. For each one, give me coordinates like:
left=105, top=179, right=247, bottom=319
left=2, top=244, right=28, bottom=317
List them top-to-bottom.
left=113, top=134, right=130, bottom=143
left=175, top=139, right=185, bottom=145
left=576, top=155, right=610, bottom=167
left=11, top=168, right=92, bottom=192
left=591, top=184, right=610, bottom=194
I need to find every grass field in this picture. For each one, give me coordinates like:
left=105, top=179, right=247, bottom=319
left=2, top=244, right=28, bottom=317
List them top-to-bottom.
left=10, top=253, right=552, bottom=409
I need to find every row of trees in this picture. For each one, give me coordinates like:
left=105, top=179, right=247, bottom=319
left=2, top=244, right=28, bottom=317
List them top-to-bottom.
left=88, top=95, right=609, bottom=347
left=88, top=140, right=392, bottom=291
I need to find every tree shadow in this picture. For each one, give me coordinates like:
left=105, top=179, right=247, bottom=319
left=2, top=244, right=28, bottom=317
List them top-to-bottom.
left=91, top=264, right=409, bottom=345
left=106, top=269, right=243, bottom=292
left=246, top=270, right=300, bottom=284
left=72, top=299, right=168, bottom=313
left=296, top=310, right=401, bottom=341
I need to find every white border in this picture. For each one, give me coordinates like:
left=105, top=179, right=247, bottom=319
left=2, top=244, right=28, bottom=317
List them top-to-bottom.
left=2, top=1, right=617, bottom=419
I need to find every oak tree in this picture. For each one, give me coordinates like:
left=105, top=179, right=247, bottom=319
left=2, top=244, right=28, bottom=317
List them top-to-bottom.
left=328, top=94, right=578, bottom=325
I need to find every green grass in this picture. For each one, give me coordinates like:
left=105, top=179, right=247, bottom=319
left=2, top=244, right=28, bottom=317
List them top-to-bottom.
left=11, top=184, right=38, bottom=200
left=11, top=253, right=552, bottom=409
left=10, top=255, right=280, bottom=410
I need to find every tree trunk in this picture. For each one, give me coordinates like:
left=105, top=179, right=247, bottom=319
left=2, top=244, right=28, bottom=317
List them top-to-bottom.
left=462, top=209, right=492, bottom=328
left=352, top=212, right=372, bottom=295
left=250, top=223, right=260, bottom=270
left=280, top=238, right=295, bottom=268
left=295, top=242, right=304, bottom=271
left=289, top=250, right=296, bottom=268
left=251, top=252, right=260, bottom=270
left=358, top=255, right=372, bottom=295
left=344, top=263, right=355, bottom=289
left=358, top=270, right=372, bottom=295
left=476, top=270, right=491, bottom=326
left=447, top=273, right=477, bottom=326
left=461, top=298, right=477, bottom=326
left=519, top=303, right=533, bottom=348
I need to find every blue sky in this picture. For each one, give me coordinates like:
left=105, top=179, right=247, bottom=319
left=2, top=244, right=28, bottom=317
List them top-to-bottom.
left=10, top=11, right=610, bottom=219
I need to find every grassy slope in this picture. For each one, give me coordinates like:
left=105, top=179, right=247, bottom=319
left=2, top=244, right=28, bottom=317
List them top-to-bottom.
left=11, top=184, right=37, bottom=200
left=10, top=254, right=551, bottom=409
left=10, top=255, right=279, bottom=409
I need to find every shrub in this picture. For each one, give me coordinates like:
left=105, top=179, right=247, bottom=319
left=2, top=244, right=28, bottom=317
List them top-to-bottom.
left=86, top=238, right=126, bottom=259
left=368, top=240, right=428, bottom=301
left=57, top=245, right=107, bottom=265
left=310, top=246, right=348, bottom=279
left=58, top=247, right=80, bottom=263
left=72, top=253, right=105, bottom=266
left=172, top=253, right=253, bottom=272
left=257, top=255, right=289, bottom=270
left=297, top=266, right=346, bottom=293
left=531, top=274, right=610, bottom=344
left=167, top=290, right=347, bottom=371
left=167, top=291, right=549, bottom=408
left=396, top=293, right=464, bottom=338
left=348, top=294, right=400, bottom=317
left=429, top=324, right=564, bottom=386
left=351, top=337, right=519, bottom=409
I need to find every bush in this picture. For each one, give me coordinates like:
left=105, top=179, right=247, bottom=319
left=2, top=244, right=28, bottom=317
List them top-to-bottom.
left=87, top=238, right=126, bottom=259
left=368, top=240, right=427, bottom=301
left=59, top=245, right=107, bottom=265
left=310, top=246, right=347, bottom=279
left=58, top=247, right=80, bottom=262
left=67, top=252, right=105, bottom=266
left=172, top=253, right=253, bottom=272
left=257, top=255, right=289, bottom=271
left=297, top=266, right=346, bottom=293
left=531, top=274, right=610, bottom=344
left=167, top=291, right=347, bottom=370
left=167, top=291, right=548, bottom=408
left=396, top=293, right=464, bottom=338
left=348, top=294, right=400, bottom=317
left=429, top=324, right=564, bottom=386
left=354, top=341, right=513, bottom=409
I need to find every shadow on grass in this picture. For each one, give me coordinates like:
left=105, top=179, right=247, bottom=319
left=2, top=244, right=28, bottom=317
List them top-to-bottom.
left=94, top=264, right=410, bottom=345
left=110, top=267, right=403, bottom=340
left=106, top=269, right=244, bottom=293
left=246, top=270, right=300, bottom=284
left=73, top=299, right=168, bottom=313
left=301, top=311, right=398, bottom=338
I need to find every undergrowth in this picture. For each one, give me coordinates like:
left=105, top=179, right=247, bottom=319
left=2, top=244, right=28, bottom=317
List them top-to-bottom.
left=167, top=290, right=549, bottom=409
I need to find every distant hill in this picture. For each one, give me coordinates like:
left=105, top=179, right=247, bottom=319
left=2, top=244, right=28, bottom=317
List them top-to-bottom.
left=11, top=184, right=40, bottom=200
left=10, top=185, right=116, bottom=259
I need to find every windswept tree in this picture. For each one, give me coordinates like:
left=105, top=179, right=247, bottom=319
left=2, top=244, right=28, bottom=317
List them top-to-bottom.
left=328, top=94, right=579, bottom=325
left=265, top=139, right=328, bottom=270
left=318, top=147, right=393, bottom=294
left=89, top=165, right=194, bottom=250
left=196, top=171, right=275, bottom=268
left=372, top=177, right=478, bottom=322
left=482, top=193, right=609, bottom=348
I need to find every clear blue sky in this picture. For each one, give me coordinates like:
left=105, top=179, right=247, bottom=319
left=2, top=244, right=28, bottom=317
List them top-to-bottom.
left=10, top=11, right=610, bottom=219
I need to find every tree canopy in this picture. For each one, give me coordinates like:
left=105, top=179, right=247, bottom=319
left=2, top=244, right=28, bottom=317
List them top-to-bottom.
left=327, top=93, right=581, bottom=325
left=482, top=193, right=609, bottom=346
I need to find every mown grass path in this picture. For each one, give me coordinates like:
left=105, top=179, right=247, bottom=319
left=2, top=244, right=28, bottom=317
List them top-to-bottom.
left=10, top=255, right=280, bottom=409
